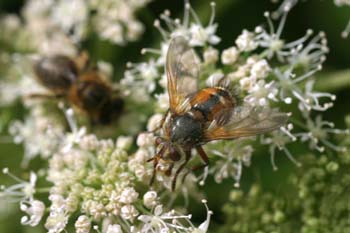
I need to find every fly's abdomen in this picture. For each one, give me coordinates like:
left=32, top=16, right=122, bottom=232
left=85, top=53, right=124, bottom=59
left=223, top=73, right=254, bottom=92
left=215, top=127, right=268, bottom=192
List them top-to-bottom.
left=189, top=87, right=235, bottom=122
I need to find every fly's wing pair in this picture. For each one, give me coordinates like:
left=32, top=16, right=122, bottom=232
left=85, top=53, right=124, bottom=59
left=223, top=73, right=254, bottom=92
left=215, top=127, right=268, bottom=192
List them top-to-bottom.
left=165, top=36, right=288, bottom=139
left=166, top=36, right=200, bottom=114
left=203, top=106, right=288, bottom=141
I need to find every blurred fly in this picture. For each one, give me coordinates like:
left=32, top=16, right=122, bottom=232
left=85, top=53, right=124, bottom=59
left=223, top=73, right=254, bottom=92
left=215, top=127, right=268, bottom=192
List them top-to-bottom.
left=30, top=52, right=124, bottom=125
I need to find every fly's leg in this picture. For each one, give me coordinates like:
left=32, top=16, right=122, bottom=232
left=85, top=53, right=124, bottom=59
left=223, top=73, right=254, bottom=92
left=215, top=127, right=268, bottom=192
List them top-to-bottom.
left=24, top=93, right=64, bottom=100
left=147, top=145, right=166, bottom=186
left=182, top=146, right=209, bottom=184
left=172, top=149, right=191, bottom=191
left=165, top=163, right=174, bottom=176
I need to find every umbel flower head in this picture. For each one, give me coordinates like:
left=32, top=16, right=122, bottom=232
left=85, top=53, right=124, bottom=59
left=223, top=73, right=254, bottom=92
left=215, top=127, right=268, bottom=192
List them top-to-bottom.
left=0, top=0, right=348, bottom=232
left=121, top=0, right=346, bottom=189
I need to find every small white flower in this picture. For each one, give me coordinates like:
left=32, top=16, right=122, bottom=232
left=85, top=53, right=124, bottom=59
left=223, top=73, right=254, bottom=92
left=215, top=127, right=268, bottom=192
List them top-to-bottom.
left=51, top=0, right=88, bottom=41
left=187, top=2, right=221, bottom=46
left=127, top=20, right=144, bottom=41
left=99, top=22, right=124, bottom=44
left=189, top=23, right=220, bottom=46
left=235, top=29, right=258, bottom=52
left=287, top=31, right=328, bottom=70
left=221, top=46, right=239, bottom=65
left=203, top=47, right=219, bottom=64
left=250, top=59, right=271, bottom=79
left=97, top=60, right=114, bottom=79
left=273, top=66, right=330, bottom=111
left=206, top=72, right=225, bottom=87
left=239, top=76, right=256, bottom=91
left=244, top=80, right=278, bottom=106
left=155, top=93, right=170, bottom=111
left=8, top=105, right=64, bottom=166
left=62, top=108, right=87, bottom=153
left=147, top=113, right=164, bottom=132
left=297, top=115, right=349, bottom=153
left=261, top=124, right=299, bottom=170
left=137, top=132, right=155, bottom=147
left=79, top=134, right=99, bottom=151
left=116, top=136, right=133, bottom=150
left=209, top=141, right=253, bottom=186
left=134, top=148, right=152, bottom=162
left=1, top=169, right=37, bottom=201
left=120, top=187, right=139, bottom=204
left=143, top=191, right=158, bottom=208
left=48, top=194, right=66, bottom=212
left=20, top=199, right=45, bottom=226
left=192, top=200, right=213, bottom=233
left=45, top=201, right=69, bottom=233
left=121, top=205, right=139, bottom=220
left=138, top=205, right=191, bottom=232
left=75, top=215, right=91, bottom=233
left=106, top=224, right=123, bottom=233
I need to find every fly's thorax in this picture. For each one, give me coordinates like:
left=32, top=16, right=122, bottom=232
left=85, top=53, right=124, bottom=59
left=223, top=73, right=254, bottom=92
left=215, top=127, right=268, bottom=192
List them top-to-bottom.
left=170, top=113, right=203, bottom=145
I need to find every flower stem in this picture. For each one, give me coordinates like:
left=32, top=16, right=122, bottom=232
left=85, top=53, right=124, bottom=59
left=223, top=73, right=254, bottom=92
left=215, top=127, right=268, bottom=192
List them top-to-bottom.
left=315, top=70, right=350, bottom=92
left=35, top=187, right=51, bottom=193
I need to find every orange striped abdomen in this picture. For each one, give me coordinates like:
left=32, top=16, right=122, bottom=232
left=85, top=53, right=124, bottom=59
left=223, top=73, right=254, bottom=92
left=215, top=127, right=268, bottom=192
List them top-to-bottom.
left=189, top=87, right=235, bottom=122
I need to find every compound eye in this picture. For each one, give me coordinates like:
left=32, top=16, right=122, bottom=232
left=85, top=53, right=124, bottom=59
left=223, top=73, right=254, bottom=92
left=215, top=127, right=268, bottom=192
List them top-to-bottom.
left=169, top=147, right=181, bottom=161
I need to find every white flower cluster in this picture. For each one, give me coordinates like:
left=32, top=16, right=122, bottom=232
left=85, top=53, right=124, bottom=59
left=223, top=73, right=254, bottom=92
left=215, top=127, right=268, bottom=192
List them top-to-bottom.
left=22, top=0, right=150, bottom=47
left=91, top=0, right=150, bottom=44
left=121, top=0, right=220, bottom=101
left=0, top=1, right=348, bottom=232
left=121, top=1, right=348, bottom=187
left=9, top=105, right=64, bottom=167
left=2, top=109, right=212, bottom=232
left=206, top=140, right=254, bottom=187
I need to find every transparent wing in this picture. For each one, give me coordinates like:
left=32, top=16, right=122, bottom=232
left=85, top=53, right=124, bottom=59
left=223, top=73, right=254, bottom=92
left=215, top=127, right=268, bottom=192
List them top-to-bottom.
left=166, top=36, right=200, bottom=114
left=204, top=106, right=288, bottom=141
